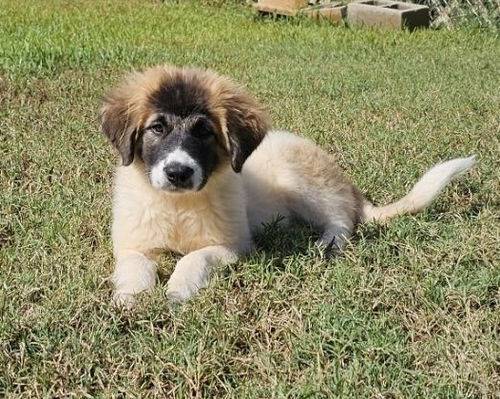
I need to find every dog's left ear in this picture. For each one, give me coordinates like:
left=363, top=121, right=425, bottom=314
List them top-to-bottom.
left=223, top=87, right=270, bottom=173
left=99, top=91, right=140, bottom=166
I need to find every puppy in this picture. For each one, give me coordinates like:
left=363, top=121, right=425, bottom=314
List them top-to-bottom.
left=100, top=65, right=475, bottom=306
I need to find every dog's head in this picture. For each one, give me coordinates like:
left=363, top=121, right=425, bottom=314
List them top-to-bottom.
left=100, top=66, right=270, bottom=193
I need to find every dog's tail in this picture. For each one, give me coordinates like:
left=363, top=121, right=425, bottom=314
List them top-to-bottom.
left=362, top=156, right=476, bottom=223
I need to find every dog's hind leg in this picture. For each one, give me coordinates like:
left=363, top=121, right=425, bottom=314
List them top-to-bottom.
left=244, top=131, right=363, bottom=253
left=286, top=188, right=359, bottom=253
left=308, top=209, right=355, bottom=253
left=316, top=222, right=353, bottom=252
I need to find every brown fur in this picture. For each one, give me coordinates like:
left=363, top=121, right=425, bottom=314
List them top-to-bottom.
left=100, top=66, right=270, bottom=171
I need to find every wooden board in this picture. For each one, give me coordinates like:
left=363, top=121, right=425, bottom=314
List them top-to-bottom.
left=254, top=0, right=309, bottom=16
left=301, top=2, right=347, bottom=23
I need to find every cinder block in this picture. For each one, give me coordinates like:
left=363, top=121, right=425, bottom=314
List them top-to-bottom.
left=254, top=0, right=309, bottom=16
left=347, top=0, right=430, bottom=30
left=301, top=2, right=347, bottom=23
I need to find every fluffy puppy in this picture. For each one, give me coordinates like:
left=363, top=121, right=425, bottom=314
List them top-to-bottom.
left=100, top=65, right=475, bottom=306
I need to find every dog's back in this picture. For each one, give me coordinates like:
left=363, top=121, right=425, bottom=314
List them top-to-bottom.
left=243, top=130, right=475, bottom=251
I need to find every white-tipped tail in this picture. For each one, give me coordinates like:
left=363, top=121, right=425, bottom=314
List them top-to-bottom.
left=363, top=156, right=476, bottom=222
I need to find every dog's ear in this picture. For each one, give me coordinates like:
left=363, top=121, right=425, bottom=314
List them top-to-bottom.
left=223, top=86, right=270, bottom=173
left=100, top=89, right=140, bottom=166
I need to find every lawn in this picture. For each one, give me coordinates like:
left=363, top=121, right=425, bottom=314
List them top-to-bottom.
left=0, top=0, right=499, bottom=397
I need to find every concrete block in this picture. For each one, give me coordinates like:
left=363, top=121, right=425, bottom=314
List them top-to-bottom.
left=347, top=0, right=430, bottom=30
left=301, top=2, right=347, bottom=23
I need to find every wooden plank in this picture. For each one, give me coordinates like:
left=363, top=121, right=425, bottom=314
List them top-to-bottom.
left=254, top=0, right=309, bottom=16
left=301, top=3, right=347, bottom=23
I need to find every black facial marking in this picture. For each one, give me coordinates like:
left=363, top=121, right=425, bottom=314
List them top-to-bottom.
left=138, top=77, right=229, bottom=191
left=150, top=79, right=213, bottom=118
left=141, top=114, right=221, bottom=191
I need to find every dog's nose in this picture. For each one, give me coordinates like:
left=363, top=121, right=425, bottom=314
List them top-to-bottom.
left=164, top=163, right=194, bottom=185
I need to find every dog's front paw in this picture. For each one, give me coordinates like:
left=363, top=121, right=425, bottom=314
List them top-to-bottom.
left=111, top=253, right=158, bottom=309
left=166, top=254, right=210, bottom=303
left=166, top=279, right=197, bottom=303
left=112, top=290, right=136, bottom=309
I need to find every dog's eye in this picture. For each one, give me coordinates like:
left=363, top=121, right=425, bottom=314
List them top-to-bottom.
left=148, top=123, right=164, bottom=135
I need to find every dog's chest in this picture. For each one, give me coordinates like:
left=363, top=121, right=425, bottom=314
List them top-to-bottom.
left=158, top=194, right=247, bottom=254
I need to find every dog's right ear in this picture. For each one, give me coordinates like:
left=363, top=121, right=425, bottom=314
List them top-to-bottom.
left=100, top=92, right=139, bottom=166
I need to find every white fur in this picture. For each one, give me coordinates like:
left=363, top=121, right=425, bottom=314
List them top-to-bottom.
left=110, top=130, right=475, bottom=306
left=242, top=131, right=360, bottom=251
left=150, top=148, right=203, bottom=191
left=363, top=155, right=476, bottom=222
left=111, top=160, right=252, bottom=306
left=167, top=246, right=238, bottom=302
left=112, top=250, right=157, bottom=308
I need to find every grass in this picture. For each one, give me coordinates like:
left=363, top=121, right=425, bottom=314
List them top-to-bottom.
left=0, top=0, right=499, bottom=397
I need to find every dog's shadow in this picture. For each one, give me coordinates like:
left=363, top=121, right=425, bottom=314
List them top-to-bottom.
left=252, top=216, right=388, bottom=261
left=253, top=217, right=316, bottom=260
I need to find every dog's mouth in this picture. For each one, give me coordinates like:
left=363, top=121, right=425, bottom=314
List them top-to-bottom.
left=148, top=167, right=207, bottom=193
left=150, top=176, right=200, bottom=193
left=157, top=181, right=203, bottom=194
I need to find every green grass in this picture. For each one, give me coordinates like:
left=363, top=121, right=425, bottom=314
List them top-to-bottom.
left=0, top=1, right=499, bottom=397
